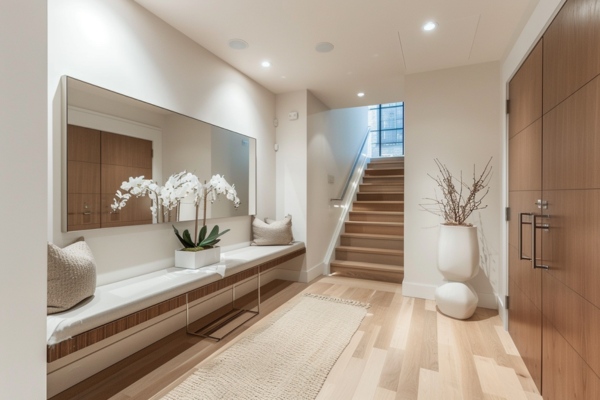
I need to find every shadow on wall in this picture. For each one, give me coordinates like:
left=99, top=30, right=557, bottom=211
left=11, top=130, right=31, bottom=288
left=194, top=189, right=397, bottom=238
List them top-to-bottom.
left=475, top=213, right=498, bottom=294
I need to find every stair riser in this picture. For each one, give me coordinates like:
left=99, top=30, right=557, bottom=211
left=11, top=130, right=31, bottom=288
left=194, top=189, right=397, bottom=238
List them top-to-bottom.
left=370, top=157, right=404, bottom=163
left=367, top=162, right=404, bottom=170
left=364, top=168, right=404, bottom=176
left=362, top=176, right=404, bottom=184
left=359, top=184, right=403, bottom=193
left=357, top=193, right=404, bottom=202
left=353, top=202, right=404, bottom=212
left=349, top=213, right=404, bottom=223
left=345, top=224, right=403, bottom=235
left=341, top=237, right=403, bottom=250
left=335, top=250, right=403, bottom=265
left=329, top=265, right=403, bottom=284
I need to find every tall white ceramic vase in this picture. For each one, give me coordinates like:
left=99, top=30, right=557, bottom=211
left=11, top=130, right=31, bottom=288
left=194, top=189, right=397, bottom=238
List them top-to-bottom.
left=435, top=224, right=480, bottom=319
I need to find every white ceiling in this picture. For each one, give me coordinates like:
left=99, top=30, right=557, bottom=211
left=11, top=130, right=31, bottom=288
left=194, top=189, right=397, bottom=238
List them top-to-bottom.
left=135, top=0, right=539, bottom=109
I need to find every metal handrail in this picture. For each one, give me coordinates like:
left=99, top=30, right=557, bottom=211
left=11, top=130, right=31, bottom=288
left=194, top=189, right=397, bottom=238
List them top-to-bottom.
left=330, top=128, right=370, bottom=201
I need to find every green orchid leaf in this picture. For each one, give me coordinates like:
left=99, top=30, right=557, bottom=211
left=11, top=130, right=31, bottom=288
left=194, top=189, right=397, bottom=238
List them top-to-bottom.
left=172, top=225, right=191, bottom=248
left=197, top=225, right=207, bottom=245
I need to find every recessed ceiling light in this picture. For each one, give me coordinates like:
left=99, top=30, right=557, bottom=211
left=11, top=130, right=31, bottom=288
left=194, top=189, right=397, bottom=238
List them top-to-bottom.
left=423, top=21, right=437, bottom=31
left=228, top=39, right=248, bottom=50
left=315, top=42, right=334, bottom=53
left=261, top=61, right=271, bottom=68
left=357, top=92, right=365, bottom=97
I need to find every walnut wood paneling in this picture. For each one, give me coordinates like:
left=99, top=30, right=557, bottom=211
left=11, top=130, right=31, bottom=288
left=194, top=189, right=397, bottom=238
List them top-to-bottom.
left=543, top=0, right=600, bottom=113
left=508, top=37, right=544, bottom=394
left=509, top=40, right=543, bottom=138
left=543, top=75, right=600, bottom=190
left=508, top=120, right=542, bottom=192
left=67, top=125, right=100, bottom=163
left=101, top=132, right=152, bottom=168
left=67, top=161, right=100, bottom=194
left=543, top=189, right=600, bottom=309
left=508, top=192, right=542, bottom=310
left=67, top=194, right=101, bottom=230
left=47, top=247, right=306, bottom=363
left=543, top=272, right=600, bottom=378
left=508, top=277, right=542, bottom=391
left=542, top=317, right=600, bottom=400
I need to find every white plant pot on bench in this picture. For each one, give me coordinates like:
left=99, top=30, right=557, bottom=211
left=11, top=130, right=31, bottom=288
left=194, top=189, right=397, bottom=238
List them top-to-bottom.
left=175, top=247, right=221, bottom=269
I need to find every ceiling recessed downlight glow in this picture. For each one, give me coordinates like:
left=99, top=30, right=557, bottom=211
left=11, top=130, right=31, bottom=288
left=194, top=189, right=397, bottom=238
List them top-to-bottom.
left=423, top=21, right=437, bottom=31
left=261, top=61, right=271, bottom=68
left=357, top=92, right=365, bottom=97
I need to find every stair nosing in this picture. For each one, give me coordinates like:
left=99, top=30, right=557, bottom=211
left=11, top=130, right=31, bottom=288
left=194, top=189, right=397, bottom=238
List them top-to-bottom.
left=349, top=211, right=404, bottom=215
left=345, top=221, right=403, bottom=227
left=341, top=232, right=403, bottom=240
left=336, top=246, right=403, bottom=255
left=330, top=260, right=404, bottom=272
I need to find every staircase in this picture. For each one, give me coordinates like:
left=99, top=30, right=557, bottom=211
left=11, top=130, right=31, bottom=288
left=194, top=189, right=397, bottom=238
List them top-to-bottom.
left=330, top=156, right=404, bottom=283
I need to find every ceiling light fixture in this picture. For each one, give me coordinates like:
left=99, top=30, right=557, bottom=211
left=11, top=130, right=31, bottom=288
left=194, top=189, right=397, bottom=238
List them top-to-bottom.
left=423, top=21, right=437, bottom=31
left=228, top=39, right=249, bottom=50
left=315, top=42, right=334, bottom=53
left=261, top=61, right=271, bottom=68
left=357, top=92, right=365, bottom=97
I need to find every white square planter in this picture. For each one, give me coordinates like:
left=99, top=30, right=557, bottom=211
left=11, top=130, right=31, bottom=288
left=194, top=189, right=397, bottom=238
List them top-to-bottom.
left=175, top=247, right=221, bottom=269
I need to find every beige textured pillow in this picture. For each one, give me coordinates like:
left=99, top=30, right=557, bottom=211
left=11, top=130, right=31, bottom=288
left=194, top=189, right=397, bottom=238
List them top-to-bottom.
left=252, top=215, right=294, bottom=245
left=47, top=238, right=97, bottom=314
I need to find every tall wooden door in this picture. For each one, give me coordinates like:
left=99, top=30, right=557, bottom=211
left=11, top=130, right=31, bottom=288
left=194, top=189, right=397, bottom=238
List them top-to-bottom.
left=508, top=0, right=600, bottom=397
left=539, top=0, right=600, bottom=396
left=507, top=40, right=543, bottom=392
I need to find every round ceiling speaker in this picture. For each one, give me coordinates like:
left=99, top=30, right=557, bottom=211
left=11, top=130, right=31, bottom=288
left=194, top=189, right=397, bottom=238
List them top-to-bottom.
left=228, top=39, right=249, bottom=50
left=315, top=42, right=334, bottom=53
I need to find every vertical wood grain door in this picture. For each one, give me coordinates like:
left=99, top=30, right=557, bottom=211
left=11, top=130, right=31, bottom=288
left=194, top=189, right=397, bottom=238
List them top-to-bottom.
left=539, top=0, right=600, bottom=395
left=507, top=40, right=543, bottom=392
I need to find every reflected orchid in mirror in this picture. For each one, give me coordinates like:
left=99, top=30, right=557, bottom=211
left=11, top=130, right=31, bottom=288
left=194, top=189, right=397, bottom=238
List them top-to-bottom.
left=111, top=171, right=240, bottom=251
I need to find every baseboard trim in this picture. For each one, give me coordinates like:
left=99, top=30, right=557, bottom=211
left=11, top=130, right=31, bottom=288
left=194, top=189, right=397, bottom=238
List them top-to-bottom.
left=272, top=262, right=324, bottom=283
left=402, top=281, right=497, bottom=310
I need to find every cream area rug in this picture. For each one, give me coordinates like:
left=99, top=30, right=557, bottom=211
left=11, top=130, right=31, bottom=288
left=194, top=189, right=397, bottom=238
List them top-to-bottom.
left=160, top=293, right=369, bottom=400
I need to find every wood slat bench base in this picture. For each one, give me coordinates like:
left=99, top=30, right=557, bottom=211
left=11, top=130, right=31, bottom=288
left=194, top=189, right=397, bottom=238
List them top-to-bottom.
left=47, top=247, right=306, bottom=363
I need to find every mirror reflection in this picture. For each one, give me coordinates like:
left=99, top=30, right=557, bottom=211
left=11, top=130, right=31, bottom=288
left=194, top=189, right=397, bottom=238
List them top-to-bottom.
left=62, top=76, right=256, bottom=232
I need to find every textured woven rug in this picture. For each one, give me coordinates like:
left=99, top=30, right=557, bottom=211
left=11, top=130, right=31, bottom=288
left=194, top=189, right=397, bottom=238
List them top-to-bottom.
left=160, top=293, right=369, bottom=400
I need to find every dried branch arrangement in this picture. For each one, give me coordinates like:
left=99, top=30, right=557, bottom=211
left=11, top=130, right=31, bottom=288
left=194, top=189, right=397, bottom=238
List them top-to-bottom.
left=420, top=158, right=492, bottom=226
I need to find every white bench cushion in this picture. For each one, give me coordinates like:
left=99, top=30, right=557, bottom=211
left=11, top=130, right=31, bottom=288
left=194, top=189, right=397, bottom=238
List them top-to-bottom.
left=47, top=242, right=305, bottom=345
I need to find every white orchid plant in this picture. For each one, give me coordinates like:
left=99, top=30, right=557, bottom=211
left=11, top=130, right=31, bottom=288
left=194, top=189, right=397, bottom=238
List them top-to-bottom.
left=111, top=171, right=240, bottom=251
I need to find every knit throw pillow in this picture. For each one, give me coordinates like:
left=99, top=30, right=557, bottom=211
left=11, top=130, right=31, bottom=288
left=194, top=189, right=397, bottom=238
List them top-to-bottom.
left=252, top=215, right=294, bottom=245
left=47, top=238, right=97, bottom=314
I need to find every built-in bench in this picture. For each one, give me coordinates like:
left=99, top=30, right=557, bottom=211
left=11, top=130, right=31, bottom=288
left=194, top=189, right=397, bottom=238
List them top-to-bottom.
left=46, top=242, right=306, bottom=363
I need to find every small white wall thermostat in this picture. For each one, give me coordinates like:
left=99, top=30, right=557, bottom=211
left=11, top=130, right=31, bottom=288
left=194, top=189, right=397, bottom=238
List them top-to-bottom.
left=288, top=111, right=299, bottom=120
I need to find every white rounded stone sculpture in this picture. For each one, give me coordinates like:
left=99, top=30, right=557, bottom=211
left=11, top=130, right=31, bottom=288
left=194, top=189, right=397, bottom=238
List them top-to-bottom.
left=436, top=224, right=480, bottom=319
left=435, top=282, right=479, bottom=320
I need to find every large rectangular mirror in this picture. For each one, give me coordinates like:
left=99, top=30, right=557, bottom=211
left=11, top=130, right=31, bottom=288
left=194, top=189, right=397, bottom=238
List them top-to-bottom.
left=62, top=76, right=256, bottom=232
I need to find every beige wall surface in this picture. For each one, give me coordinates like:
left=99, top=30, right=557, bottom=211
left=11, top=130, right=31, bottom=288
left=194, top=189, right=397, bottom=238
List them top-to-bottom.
left=0, top=0, right=48, bottom=398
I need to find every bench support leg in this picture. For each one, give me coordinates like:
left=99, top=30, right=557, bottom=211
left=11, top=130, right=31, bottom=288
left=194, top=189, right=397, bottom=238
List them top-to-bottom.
left=185, top=272, right=261, bottom=341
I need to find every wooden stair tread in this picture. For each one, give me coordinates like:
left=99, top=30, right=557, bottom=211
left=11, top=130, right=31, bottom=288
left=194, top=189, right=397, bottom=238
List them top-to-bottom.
left=363, top=175, right=404, bottom=179
left=358, top=190, right=404, bottom=196
left=354, top=200, right=404, bottom=204
left=349, top=211, right=404, bottom=215
left=345, top=221, right=403, bottom=226
left=341, top=232, right=403, bottom=240
left=336, top=246, right=403, bottom=256
left=330, top=260, right=404, bottom=273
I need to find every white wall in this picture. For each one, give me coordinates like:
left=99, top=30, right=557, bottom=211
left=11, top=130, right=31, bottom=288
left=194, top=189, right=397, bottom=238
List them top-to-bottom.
left=49, top=0, right=276, bottom=285
left=0, top=1, right=47, bottom=398
left=403, top=62, right=503, bottom=309
left=274, top=90, right=367, bottom=282
left=275, top=91, right=308, bottom=242
left=307, top=94, right=368, bottom=278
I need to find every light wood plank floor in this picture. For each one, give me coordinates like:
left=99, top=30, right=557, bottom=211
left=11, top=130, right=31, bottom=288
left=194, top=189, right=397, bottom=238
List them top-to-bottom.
left=51, top=276, right=542, bottom=400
